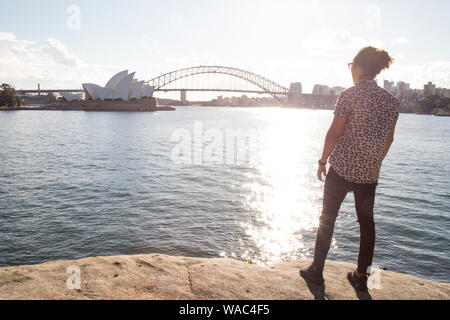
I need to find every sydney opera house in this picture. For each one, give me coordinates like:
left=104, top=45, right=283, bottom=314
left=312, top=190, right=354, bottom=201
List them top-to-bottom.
left=58, top=71, right=160, bottom=111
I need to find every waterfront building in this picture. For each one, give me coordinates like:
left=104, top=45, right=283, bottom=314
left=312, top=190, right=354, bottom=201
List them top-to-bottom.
left=60, top=71, right=156, bottom=102
left=384, top=80, right=395, bottom=94
left=396, top=81, right=411, bottom=99
left=424, top=82, right=436, bottom=97
left=312, top=84, right=330, bottom=95
left=330, top=86, right=345, bottom=96
left=434, top=87, right=449, bottom=97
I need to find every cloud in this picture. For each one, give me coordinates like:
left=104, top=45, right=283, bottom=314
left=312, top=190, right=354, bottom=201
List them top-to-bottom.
left=366, top=5, right=381, bottom=30
left=302, top=30, right=382, bottom=51
left=303, top=30, right=363, bottom=50
left=0, top=32, right=116, bottom=89
left=0, top=32, right=16, bottom=41
left=0, top=32, right=34, bottom=56
left=0, top=33, right=79, bottom=66
left=393, top=37, right=409, bottom=45
left=41, top=38, right=81, bottom=66
left=383, top=60, right=450, bottom=89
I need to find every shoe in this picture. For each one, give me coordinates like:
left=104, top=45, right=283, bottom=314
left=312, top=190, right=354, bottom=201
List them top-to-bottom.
left=300, top=265, right=325, bottom=285
left=347, top=271, right=368, bottom=292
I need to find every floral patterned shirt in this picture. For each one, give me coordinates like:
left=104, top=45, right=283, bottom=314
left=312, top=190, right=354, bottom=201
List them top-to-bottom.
left=329, top=79, right=400, bottom=184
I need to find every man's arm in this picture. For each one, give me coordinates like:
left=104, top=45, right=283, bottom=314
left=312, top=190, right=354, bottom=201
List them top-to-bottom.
left=317, top=115, right=347, bottom=181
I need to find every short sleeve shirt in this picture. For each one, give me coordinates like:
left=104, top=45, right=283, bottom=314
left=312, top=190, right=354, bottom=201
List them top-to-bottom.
left=329, top=79, right=400, bottom=184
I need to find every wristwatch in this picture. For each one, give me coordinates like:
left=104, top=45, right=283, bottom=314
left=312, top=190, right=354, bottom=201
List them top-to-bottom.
left=318, top=160, right=327, bottom=166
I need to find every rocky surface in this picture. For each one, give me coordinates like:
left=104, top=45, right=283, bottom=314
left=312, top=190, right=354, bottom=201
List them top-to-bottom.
left=432, top=108, right=450, bottom=116
left=0, top=254, right=448, bottom=300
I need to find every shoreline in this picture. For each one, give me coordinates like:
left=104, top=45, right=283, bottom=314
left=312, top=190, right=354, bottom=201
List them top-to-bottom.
left=0, top=98, right=175, bottom=112
left=2, top=105, right=446, bottom=116
left=0, top=106, right=176, bottom=112
left=0, top=254, right=448, bottom=300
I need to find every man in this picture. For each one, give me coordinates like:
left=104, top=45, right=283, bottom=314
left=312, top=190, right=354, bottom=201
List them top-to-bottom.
left=300, top=46, right=401, bottom=292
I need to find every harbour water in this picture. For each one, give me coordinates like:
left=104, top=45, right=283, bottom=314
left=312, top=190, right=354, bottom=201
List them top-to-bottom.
left=0, top=107, right=448, bottom=282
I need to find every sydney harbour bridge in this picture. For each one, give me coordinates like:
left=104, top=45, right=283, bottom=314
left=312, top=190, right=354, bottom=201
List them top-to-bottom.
left=18, top=66, right=337, bottom=107
left=145, top=66, right=289, bottom=102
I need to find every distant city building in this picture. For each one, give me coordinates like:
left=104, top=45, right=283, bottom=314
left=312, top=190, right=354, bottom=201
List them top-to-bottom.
left=383, top=80, right=395, bottom=94
left=396, top=81, right=411, bottom=99
left=287, top=82, right=303, bottom=105
left=424, top=82, right=436, bottom=97
left=312, top=84, right=330, bottom=95
left=330, top=86, right=345, bottom=96
left=434, top=87, right=450, bottom=97
left=411, top=89, right=423, bottom=98
left=442, top=89, right=450, bottom=98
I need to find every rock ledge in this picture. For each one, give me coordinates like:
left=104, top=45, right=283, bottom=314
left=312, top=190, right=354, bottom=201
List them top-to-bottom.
left=0, top=254, right=448, bottom=300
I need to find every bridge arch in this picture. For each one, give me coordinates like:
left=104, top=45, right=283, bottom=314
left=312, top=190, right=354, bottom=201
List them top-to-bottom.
left=145, top=66, right=289, bottom=101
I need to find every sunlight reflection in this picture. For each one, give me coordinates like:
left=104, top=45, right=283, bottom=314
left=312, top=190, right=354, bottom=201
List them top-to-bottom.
left=241, top=110, right=325, bottom=265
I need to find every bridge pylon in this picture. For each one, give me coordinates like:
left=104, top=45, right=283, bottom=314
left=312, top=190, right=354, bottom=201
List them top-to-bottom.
left=287, top=82, right=303, bottom=106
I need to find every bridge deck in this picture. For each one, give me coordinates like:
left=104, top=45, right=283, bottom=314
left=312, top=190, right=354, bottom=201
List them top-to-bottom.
left=18, top=89, right=288, bottom=95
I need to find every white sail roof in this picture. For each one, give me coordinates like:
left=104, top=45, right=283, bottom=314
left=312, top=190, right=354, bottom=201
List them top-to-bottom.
left=105, top=70, right=128, bottom=90
left=82, top=71, right=153, bottom=102
left=113, top=72, right=136, bottom=101
left=130, top=81, right=145, bottom=100
left=82, top=83, right=104, bottom=100
left=141, top=85, right=156, bottom=98
left=97, top=87, right=116, bottom=100
left=60, top=92, right=83, bottom=102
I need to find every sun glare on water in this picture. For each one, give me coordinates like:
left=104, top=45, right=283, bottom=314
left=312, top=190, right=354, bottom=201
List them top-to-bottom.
left=239, top=109, right=327, bottom=265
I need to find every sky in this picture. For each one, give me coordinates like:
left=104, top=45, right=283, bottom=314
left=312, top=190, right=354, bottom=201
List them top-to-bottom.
left=1, top=0, right=449, bottom=99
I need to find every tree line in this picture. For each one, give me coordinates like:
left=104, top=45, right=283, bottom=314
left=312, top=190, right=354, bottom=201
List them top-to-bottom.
left=0, top=84, right=21, bottom=108
left=416, top=95, right=450, bottom=114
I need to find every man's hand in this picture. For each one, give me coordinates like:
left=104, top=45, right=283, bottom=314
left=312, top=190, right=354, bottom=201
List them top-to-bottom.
left=317, top=165, right=327, bottom=182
